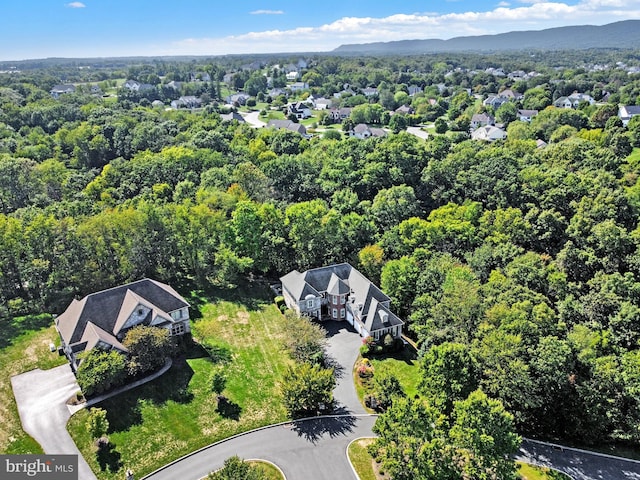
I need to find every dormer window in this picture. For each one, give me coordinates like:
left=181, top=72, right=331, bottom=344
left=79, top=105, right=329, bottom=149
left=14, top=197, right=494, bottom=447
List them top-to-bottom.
left=137, top=309, right=143, bottom=316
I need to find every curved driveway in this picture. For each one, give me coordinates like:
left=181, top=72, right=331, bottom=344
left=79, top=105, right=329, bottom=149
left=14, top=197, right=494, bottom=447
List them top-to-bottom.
left=144, top=320, right=370, bottom=480
left=11, top=364, right=98, bottom=480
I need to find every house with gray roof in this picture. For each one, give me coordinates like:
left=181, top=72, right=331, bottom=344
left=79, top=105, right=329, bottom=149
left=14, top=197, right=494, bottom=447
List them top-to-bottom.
left=50, top=84, right=76, bottom=98
left=619, top=105, right=640, bottom=127
left=267, top=119, right=308, bottom=136
left=280, top=263, right=404, bottom=341
left=55, top=279, right=190, bottom=371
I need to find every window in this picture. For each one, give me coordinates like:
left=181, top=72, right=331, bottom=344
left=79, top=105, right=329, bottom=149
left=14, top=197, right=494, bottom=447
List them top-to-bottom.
left=333, top=296, right=337, bottom=305
left=340, top=296, right=345, bottom=304
left=307, top=299, right=314, bottom=308
left=332, top=308, right=337, bottom=318
left=340, top=308, right=345, bottom=318
left=171, top=323, right=185, bottom=336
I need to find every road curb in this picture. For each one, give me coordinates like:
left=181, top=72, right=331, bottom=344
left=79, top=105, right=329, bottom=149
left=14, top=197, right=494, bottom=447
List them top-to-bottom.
left=141, top=414, right=379, bottom=479
left=522, top=438, right=640, bottom=465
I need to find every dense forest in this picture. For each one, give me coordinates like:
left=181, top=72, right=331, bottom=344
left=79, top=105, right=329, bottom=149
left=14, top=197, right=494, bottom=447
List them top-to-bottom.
left=2, top=50, right=640, bottom=451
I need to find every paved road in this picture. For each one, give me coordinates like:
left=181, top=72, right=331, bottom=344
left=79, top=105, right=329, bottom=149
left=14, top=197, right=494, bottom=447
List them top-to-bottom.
left=241, top=110, right=266, bottom=128
left=406, top=125, right=429, bottom=140
left=11, top=365, right=98, bottom=480
left=144, top=415, right=377, bottom=480
left=517, top=439, right=640, bottom=480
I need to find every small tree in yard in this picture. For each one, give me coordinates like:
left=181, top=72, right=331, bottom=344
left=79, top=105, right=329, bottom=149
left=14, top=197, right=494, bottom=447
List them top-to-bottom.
left=283, top=311, right=327, bottom=365
left=123, top=325, right=171, bottom=376
left=76, top=349, right=127, bottom=397
left=281, top=363, right=335, bottom=417
left=210, top=366, right=227, bottom=397
left=372, top=371, right=406, bottom=412
left=86, top=408, right=109, bottom=446
left=207, top=456, right=267, bottom=480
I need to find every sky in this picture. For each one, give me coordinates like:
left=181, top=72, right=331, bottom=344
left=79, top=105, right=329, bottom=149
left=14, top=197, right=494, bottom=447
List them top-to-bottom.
left=1, top=0, right=640, bottom=61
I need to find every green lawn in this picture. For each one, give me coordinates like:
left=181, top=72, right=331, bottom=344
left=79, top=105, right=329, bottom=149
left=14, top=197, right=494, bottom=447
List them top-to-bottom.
left=67, top=282, right=291, bottom=480
left=0, top=314, right=67, bottom=454
left=355, top=345, right=421, bottom=411
left=348, top=438, right=384, bottom=480
left=350, top=444, right=569, bottom=480
left=248, top=461, right=284, bottom=480
left=516, top=461, right=571, bottom=479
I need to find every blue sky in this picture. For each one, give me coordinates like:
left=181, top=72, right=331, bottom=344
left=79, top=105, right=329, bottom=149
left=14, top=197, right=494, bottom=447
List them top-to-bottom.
left=1, top=1, right=639, bottom=61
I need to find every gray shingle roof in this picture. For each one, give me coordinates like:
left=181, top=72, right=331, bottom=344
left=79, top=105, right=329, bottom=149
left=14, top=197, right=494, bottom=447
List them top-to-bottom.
left=56, top=279, right=189, bottom=347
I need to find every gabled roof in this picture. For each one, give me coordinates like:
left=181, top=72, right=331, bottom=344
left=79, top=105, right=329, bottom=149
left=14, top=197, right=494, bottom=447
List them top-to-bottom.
left=280, top=263, right=402, bottom=334
left=56, top=279, right=189, bottom=351
left=363, top=298, right=403, bottom=333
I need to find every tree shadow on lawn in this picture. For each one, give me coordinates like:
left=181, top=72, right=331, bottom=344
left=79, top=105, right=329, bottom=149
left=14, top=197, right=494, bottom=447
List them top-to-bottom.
left=175, top=277, right=274, bottom=316
left=0, top=313, right=54, bottom=349
left=367, top=344, right=418, bottom=366
left=99, top=358, right=196, bottom=433
left=216, top=395, right=242, bottom=421
left=292, top=415, right=358, bottom=445
left=96, top=440, right=123, bottom=473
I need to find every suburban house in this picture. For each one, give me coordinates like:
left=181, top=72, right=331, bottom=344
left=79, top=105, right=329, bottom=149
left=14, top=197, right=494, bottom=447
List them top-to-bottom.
left=286, top=71, right=300, bottom=81
left=123, top=80, right=153, bottom=92
left=288, top=82, right=309, bottom=93
left=50, top=84, right=76, bottom=98
left=408, top=85, right=423, bottom=96
left=362, top=87, right=378, bottom=97
left=498, top=89, right=523, bottom=101
left=226, top=92, right=251, bottom=105
left=553, top=92, right=596, bottom=109
left=483, top=95, right=508, bottom=109
left=170, top=96, right=202, bottom=109
left=312, top=97, right=333, bottom=110
left=287, top=102, right=312, bottom=119
left=394, top=104, right=415, bottom=115
left=619, top=105, right=640, bottom=127
left=328, top=107, right=353, bottom=122
left=517, top=109, right=539, bottom=122
left=220, top=111, right=245, bottom=123
left=471, top=113, right=495, bottom=129
left=267, top=119, right=308, bottom=136
left=350, top=123, right=387, bottom=139
left=472, top=125, right=507, bottom=142
left=280, top=263, right=404, bottom=341
left=55, top=279, right=190, bottom=372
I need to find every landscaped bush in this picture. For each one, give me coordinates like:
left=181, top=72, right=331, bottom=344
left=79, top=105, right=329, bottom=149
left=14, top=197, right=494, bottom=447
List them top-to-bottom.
left=283, top=310, right=327, bottom=365
left=123, top=325, right=171, bottom=376
left=76, top=349, right=127, bottom=397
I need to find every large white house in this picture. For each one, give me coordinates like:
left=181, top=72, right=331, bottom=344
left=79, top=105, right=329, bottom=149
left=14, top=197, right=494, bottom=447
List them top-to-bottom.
left=280, top=263, right=404, bottom=341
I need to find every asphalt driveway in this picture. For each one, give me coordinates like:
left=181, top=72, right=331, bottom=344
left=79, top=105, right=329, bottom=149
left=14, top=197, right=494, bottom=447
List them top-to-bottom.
left=323, top=320, right=367, bottom=415
left=11, top=364, right=97, bottom=480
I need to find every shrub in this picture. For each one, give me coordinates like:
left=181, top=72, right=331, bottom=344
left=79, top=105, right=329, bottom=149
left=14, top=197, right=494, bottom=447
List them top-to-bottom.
left=123, top=325, right=171, bottom=376
left=76, top=349, right=127, bottom=397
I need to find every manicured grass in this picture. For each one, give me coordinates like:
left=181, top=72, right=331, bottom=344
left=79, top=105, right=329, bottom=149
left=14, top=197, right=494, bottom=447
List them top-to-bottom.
left=67, top=283, right=291, bottom=480
left=0, top=315, right=67, bottom=454
left=355, top=345, right=421, bottom=411
left=348, top=438, right=382, bottom=480
left=351, top=444, right=568, bottom=480
left=248, top=460, right=284, bottom=480
left=517, top=461, right=571, bottom=479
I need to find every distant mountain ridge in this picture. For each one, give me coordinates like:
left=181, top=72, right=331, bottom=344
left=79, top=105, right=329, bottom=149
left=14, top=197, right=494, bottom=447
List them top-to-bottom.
left=333, top=20, right=640, bottom=54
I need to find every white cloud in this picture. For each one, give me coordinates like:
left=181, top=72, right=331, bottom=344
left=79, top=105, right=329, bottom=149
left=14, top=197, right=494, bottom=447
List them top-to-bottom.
left=166, top=0, right=640, bottom=56
left=65, top=2, right=86, bottom=7
left=250, top=9, right=284, bottom=15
